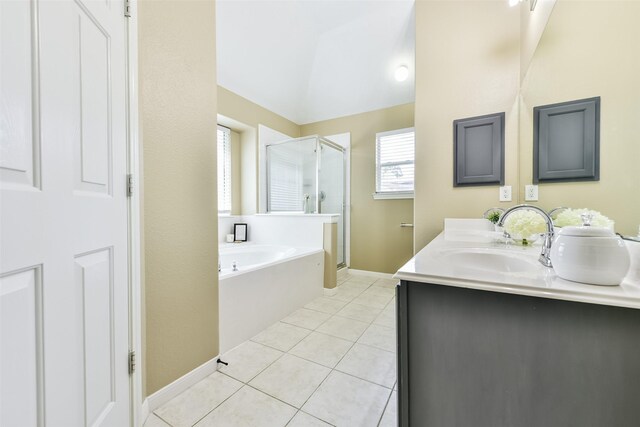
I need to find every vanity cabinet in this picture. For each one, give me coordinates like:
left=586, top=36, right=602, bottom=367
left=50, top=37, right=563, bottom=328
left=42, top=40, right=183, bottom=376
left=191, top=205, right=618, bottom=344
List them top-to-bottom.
left=396, top=280, right=640, bottom=427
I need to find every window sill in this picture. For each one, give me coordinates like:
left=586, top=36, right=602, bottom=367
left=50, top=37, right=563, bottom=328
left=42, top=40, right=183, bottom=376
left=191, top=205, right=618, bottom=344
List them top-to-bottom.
left=372, top=192, right=414, bottom=200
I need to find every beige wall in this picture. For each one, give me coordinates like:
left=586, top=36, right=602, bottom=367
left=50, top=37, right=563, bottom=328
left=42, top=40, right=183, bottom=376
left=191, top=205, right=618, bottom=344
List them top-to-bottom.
left=139, top=0, right=218, bottom=396
left=519, top=0, right=640, bottom=236
left=519, top=0, right=557, bottom=80
left=414, top=1, right=521, bottom=251
left=219, top=86, right=301, bottom=138
left=218, top=87, right=301, bottom=214
left=302, top=104, right=415, bottom=274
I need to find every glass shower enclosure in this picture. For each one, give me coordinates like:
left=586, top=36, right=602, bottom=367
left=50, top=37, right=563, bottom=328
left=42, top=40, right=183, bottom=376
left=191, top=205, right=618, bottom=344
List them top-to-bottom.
left=266, top=135, right=346, bottom=267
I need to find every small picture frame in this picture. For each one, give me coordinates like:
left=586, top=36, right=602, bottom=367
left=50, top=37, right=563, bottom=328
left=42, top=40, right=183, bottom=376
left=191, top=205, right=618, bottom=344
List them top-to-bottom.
left=233, top=223, right=248, bottom=242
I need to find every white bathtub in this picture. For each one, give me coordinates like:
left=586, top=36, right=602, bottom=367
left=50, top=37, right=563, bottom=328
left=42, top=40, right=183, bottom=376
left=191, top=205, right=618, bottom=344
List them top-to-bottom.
left=219, top=244, right=324, bottom=352
left=219, top=244, right=297, bottom=277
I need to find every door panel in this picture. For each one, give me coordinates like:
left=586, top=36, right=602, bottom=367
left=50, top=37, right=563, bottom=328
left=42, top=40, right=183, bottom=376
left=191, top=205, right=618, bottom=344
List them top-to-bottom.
left=0, top=0, right=40, bottom=189
left=1, top=0, right=130, bottom=426
left=77, top=6, right=111, bottom=193
left=75, top=248, right=116, bottom=426
left=0, top=267, right=44, bottom=426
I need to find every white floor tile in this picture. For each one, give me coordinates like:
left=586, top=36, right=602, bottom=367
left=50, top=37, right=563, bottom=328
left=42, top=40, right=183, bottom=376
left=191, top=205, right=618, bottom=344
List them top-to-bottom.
left=344, top=276, right=377, bottom=286
left=372, top=278, right=399, bottom=289
left=338, top=281, right=370, bottom=292
left=330, top=286, right=365, bottom=302
left=362, top=286, right=395, bottom=299
left=351, top=292, right=392, bottom=310
left=304, top=297, right=348, bottom=315
left=383, top=300, right=396, bottom=315
left=335, top=302, right=382, bottom=324
left=281, top=308, right=332, bottom=330
left=373, top=310, right=395, bottom=329
left=316, top=316, right=369, bottom=342
left=251, top=322, right=311, bottom=352
left=358, top=324, right=396, bottom=353
left=289, top=331, right=354, bottom=368
left=219, top=340, right=283, bottom=383
left=335, top=343, right=396, bottom=388
left=250, top=354, right=330, bottom=408
left=302, top=371, right=390, bottom=427
left=155, top=372, right=242, bottom=427
left=196, top=386, right=296, bottom=427
left=379, top=391, right=398, bottom=427
left=287, top=411, right=332, bottom=426
left=143, top=414, right=171, bottom=427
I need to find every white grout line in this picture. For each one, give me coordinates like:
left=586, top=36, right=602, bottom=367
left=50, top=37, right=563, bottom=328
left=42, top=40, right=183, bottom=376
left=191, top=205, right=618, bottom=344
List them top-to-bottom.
left=377, top=387, right=395, bottom=427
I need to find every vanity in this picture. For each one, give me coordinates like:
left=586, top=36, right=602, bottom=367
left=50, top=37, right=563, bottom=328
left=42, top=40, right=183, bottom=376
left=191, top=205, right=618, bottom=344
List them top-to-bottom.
left=394, top=222, right=640, bottom=427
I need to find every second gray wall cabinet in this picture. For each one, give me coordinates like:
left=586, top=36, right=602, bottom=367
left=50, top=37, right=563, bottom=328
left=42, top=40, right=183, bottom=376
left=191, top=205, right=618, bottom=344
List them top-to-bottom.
left=533, top=97, right=600, bottom=183
left=453, top=112, right=505, bottom=187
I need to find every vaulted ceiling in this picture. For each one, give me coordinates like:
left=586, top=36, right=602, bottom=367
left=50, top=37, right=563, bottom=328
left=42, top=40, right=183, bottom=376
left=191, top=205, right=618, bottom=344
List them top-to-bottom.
left=216, top=0, right=415, bottom=125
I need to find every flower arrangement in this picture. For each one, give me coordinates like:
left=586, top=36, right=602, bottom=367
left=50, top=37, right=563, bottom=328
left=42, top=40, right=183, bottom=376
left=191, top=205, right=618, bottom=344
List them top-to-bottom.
left=553, top=208, right=614, bottom=229
left=503, top=210, right=547, bottom=245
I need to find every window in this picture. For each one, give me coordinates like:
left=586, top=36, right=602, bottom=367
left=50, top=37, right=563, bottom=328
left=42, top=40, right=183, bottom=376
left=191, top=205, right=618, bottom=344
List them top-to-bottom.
left=217, top=125, right=232, bottom=213
left=374, top=127, right=415, bottom=199
left=267, top=146, right=304, bottom=212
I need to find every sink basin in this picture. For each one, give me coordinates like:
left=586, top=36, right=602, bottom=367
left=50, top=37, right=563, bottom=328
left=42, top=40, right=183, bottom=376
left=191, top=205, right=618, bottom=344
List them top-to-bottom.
left=437, top=248, right=540, bottom=274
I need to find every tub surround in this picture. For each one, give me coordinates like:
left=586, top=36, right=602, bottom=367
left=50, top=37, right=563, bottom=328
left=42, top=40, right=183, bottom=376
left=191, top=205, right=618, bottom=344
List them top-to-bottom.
left=219, top=213, right=340, bottom=290
left=394, top=220, right=640, bottom=426
left=219, top=247, right=324, bottom=353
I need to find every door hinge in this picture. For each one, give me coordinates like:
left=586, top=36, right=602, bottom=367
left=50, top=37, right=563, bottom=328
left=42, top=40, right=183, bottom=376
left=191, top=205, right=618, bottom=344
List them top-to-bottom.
left=124, top=0, right=132, bottom=18
left=127, top=174, right=134, bottom=197
left=128, top=350, right=136, bottom=375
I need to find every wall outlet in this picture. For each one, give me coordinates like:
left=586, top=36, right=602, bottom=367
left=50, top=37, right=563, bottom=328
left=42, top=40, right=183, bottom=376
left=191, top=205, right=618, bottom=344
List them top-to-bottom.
left=525, top=184, right=539, bottom=201
left=499, top=185, right=512, bottom=202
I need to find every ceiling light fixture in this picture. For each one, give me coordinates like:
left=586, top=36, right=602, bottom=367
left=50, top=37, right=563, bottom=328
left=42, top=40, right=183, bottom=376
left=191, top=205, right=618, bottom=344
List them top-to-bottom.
left=510, top=0, right=537, bottom=11
left=395, top=65, right=409, bottom=82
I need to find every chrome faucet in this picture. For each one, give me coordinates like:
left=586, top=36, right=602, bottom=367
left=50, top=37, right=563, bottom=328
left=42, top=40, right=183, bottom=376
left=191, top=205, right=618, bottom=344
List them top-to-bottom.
left=497, top=204, right=555, bottom=268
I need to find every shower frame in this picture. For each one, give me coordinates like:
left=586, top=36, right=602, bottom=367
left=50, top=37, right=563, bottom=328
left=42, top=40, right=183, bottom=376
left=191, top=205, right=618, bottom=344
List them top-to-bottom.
left=265, top=135, right=347, bottom=268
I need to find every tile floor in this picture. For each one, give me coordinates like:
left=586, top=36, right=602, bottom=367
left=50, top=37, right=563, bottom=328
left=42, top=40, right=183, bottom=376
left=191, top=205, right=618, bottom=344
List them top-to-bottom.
left=145, top=273, right=398, bottom=427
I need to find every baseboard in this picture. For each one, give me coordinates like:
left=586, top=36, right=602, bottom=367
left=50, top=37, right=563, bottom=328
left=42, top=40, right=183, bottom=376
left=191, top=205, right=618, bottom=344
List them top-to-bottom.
left=347, top=268, right=395, bottom=279
left=323, top=287, right=338, bottom=296
left=146, top=356, right=219, bottom=415
left=140, top=398, right=149, bottom=426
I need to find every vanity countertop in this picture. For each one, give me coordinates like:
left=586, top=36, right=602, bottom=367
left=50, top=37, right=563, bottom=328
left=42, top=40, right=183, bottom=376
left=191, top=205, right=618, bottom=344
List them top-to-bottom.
left=394, top=232, right=640, bottom=309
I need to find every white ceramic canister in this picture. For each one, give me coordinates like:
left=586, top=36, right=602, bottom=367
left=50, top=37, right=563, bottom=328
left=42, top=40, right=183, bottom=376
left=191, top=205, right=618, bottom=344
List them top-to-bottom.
left=550, top=215, right=630, bottom=286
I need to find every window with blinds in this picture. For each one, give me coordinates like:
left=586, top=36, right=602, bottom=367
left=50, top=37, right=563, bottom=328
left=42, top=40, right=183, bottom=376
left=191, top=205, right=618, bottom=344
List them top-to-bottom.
left=217, top=125, right=232, bottom=213
left=375, top=127, right=415, bottom=198
left=267, top=147, right=304, bottom=212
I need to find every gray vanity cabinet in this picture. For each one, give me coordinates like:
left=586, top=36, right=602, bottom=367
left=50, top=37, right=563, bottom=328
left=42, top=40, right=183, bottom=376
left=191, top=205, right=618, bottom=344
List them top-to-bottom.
left=396, top=280, right=640, bottom=427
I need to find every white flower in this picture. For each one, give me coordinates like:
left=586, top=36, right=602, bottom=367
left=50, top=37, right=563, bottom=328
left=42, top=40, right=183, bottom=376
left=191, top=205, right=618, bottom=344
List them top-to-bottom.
left=553, top=208, right=614, bottom=229
left=503, top=210, right=547, bottom=238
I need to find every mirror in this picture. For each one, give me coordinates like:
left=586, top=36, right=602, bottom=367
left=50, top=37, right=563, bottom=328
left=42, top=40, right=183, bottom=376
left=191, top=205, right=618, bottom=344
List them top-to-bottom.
left=519, top=0, right=640, bottom=236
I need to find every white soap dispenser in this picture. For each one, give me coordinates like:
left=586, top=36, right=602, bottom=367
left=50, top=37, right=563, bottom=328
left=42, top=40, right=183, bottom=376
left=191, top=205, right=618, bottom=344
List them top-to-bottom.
left=550, top=213, right=630, bottom=286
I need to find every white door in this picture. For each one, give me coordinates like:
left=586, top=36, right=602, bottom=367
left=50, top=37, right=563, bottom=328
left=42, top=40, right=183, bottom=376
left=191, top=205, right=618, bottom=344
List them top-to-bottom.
left=1, top=0, right=130, bottom=426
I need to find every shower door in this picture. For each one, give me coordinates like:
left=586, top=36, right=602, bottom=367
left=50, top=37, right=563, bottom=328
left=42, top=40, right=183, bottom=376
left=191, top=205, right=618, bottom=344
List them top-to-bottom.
left=266, top=137, right=317, bottom=213
left=318, top=139, right=346, bottom=267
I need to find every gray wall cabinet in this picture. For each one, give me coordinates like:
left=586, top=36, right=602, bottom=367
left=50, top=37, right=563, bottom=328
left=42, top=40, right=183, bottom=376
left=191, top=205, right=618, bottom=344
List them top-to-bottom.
left=533, top=97, right=600, bottom=183
left=453, top=113, right=505, bottom=187
left=396, top=281, right=640, bottom=427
